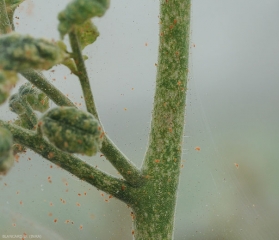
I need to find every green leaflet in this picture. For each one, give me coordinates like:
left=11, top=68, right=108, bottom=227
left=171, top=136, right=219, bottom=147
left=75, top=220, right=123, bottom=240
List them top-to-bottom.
left=58, top=0, right=110, bottom=38
left=76, top=20, right=99, bottom=49
left=0, top=32, right=68, bottom=71
left=57, top=40, right=90, bottom=73
left=62, top=55, right=89, bottom=74
left=62, top=58, right=78, bottom=74
left=0, top=70, right=18, bottom=105
left=9, top=82, right=50, bottom=115
left=18, top=82, right=49, bottom=113
left=9, top=83, right=49, bottom=131
left=9, top=93, right=25, bottom=114
left=9, top=94, right=36, bottom=130
left=41, top=107, right=104, bottom=156
left=14, top=116, right=32, bottom=129
left=0, top=127, right=14, bottom=175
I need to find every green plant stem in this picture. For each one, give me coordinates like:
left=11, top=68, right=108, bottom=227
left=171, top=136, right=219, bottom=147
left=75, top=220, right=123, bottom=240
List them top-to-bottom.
left=0, top=0, right=12, bottom=34
left=130, top=0, right=191, bottom=239
left=69, top=28, right=143, bottom=187
left=69, top=29, right=98, bottom=117
left=20, top=70, right=75, bottom=107
left=18, top=113, right=34, bottom=130
left=0, top=119, right=133, bottom=203
left=101, top=135, right=144, bottom=187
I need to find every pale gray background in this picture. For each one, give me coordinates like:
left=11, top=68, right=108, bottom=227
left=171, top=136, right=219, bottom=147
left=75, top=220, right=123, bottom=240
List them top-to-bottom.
left=0, top=0, right=279, bottom=239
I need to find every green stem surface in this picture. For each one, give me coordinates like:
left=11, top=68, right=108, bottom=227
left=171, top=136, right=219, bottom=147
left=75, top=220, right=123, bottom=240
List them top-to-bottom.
left=0, top=0, right=12, bottom=34
left=131, top=1, right=191, bottom=239
left=69, top=29, right=98, bottom=117
left=101, top=135, right=144, bottom=187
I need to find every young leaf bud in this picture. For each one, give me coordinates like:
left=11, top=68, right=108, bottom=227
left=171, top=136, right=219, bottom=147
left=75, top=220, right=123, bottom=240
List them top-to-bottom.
left=58, top=0, right=110, bottom=38
left=76, top=20, right=99, bottom=49
left=0, top=33, right=68, bottom=71
left=62, top=58, right=78, bottom=74
left=18, top=82, right=49, bottom=113
left=9, top=87, right=40, bottom=129
left=9, top=93, right=25, bottom=115
left=41, top=107, right=104, bottom=156
left=14, top=116, right=32, bottom=130
left=0, top=127, right=14, bottom=175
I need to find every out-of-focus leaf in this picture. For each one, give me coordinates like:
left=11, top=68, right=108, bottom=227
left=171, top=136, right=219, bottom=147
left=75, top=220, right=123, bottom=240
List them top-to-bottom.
left=58, top=0, right=110, bottom=38
left=76, top=20, right=99, bottom=49
left=0, top=33, right=68, bottom=71
left=62, top=58, right=78, bottom=74
left=0, top=70, right=18, bottom=105
left=18, top=82, right=50, bottom=113
left=9, top=93, right=25, bottom=114
left=14, top=116, right=31, bottom=130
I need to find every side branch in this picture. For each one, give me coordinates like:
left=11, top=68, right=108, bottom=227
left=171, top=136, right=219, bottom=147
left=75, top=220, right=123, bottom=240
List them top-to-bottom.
left=68, top=29, right=144, bottom=187
left=69, top=29, right=98, bottom=117
left=0, top=120, right=133, bottom=203
left=101, top=135, right=145, bottom=187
